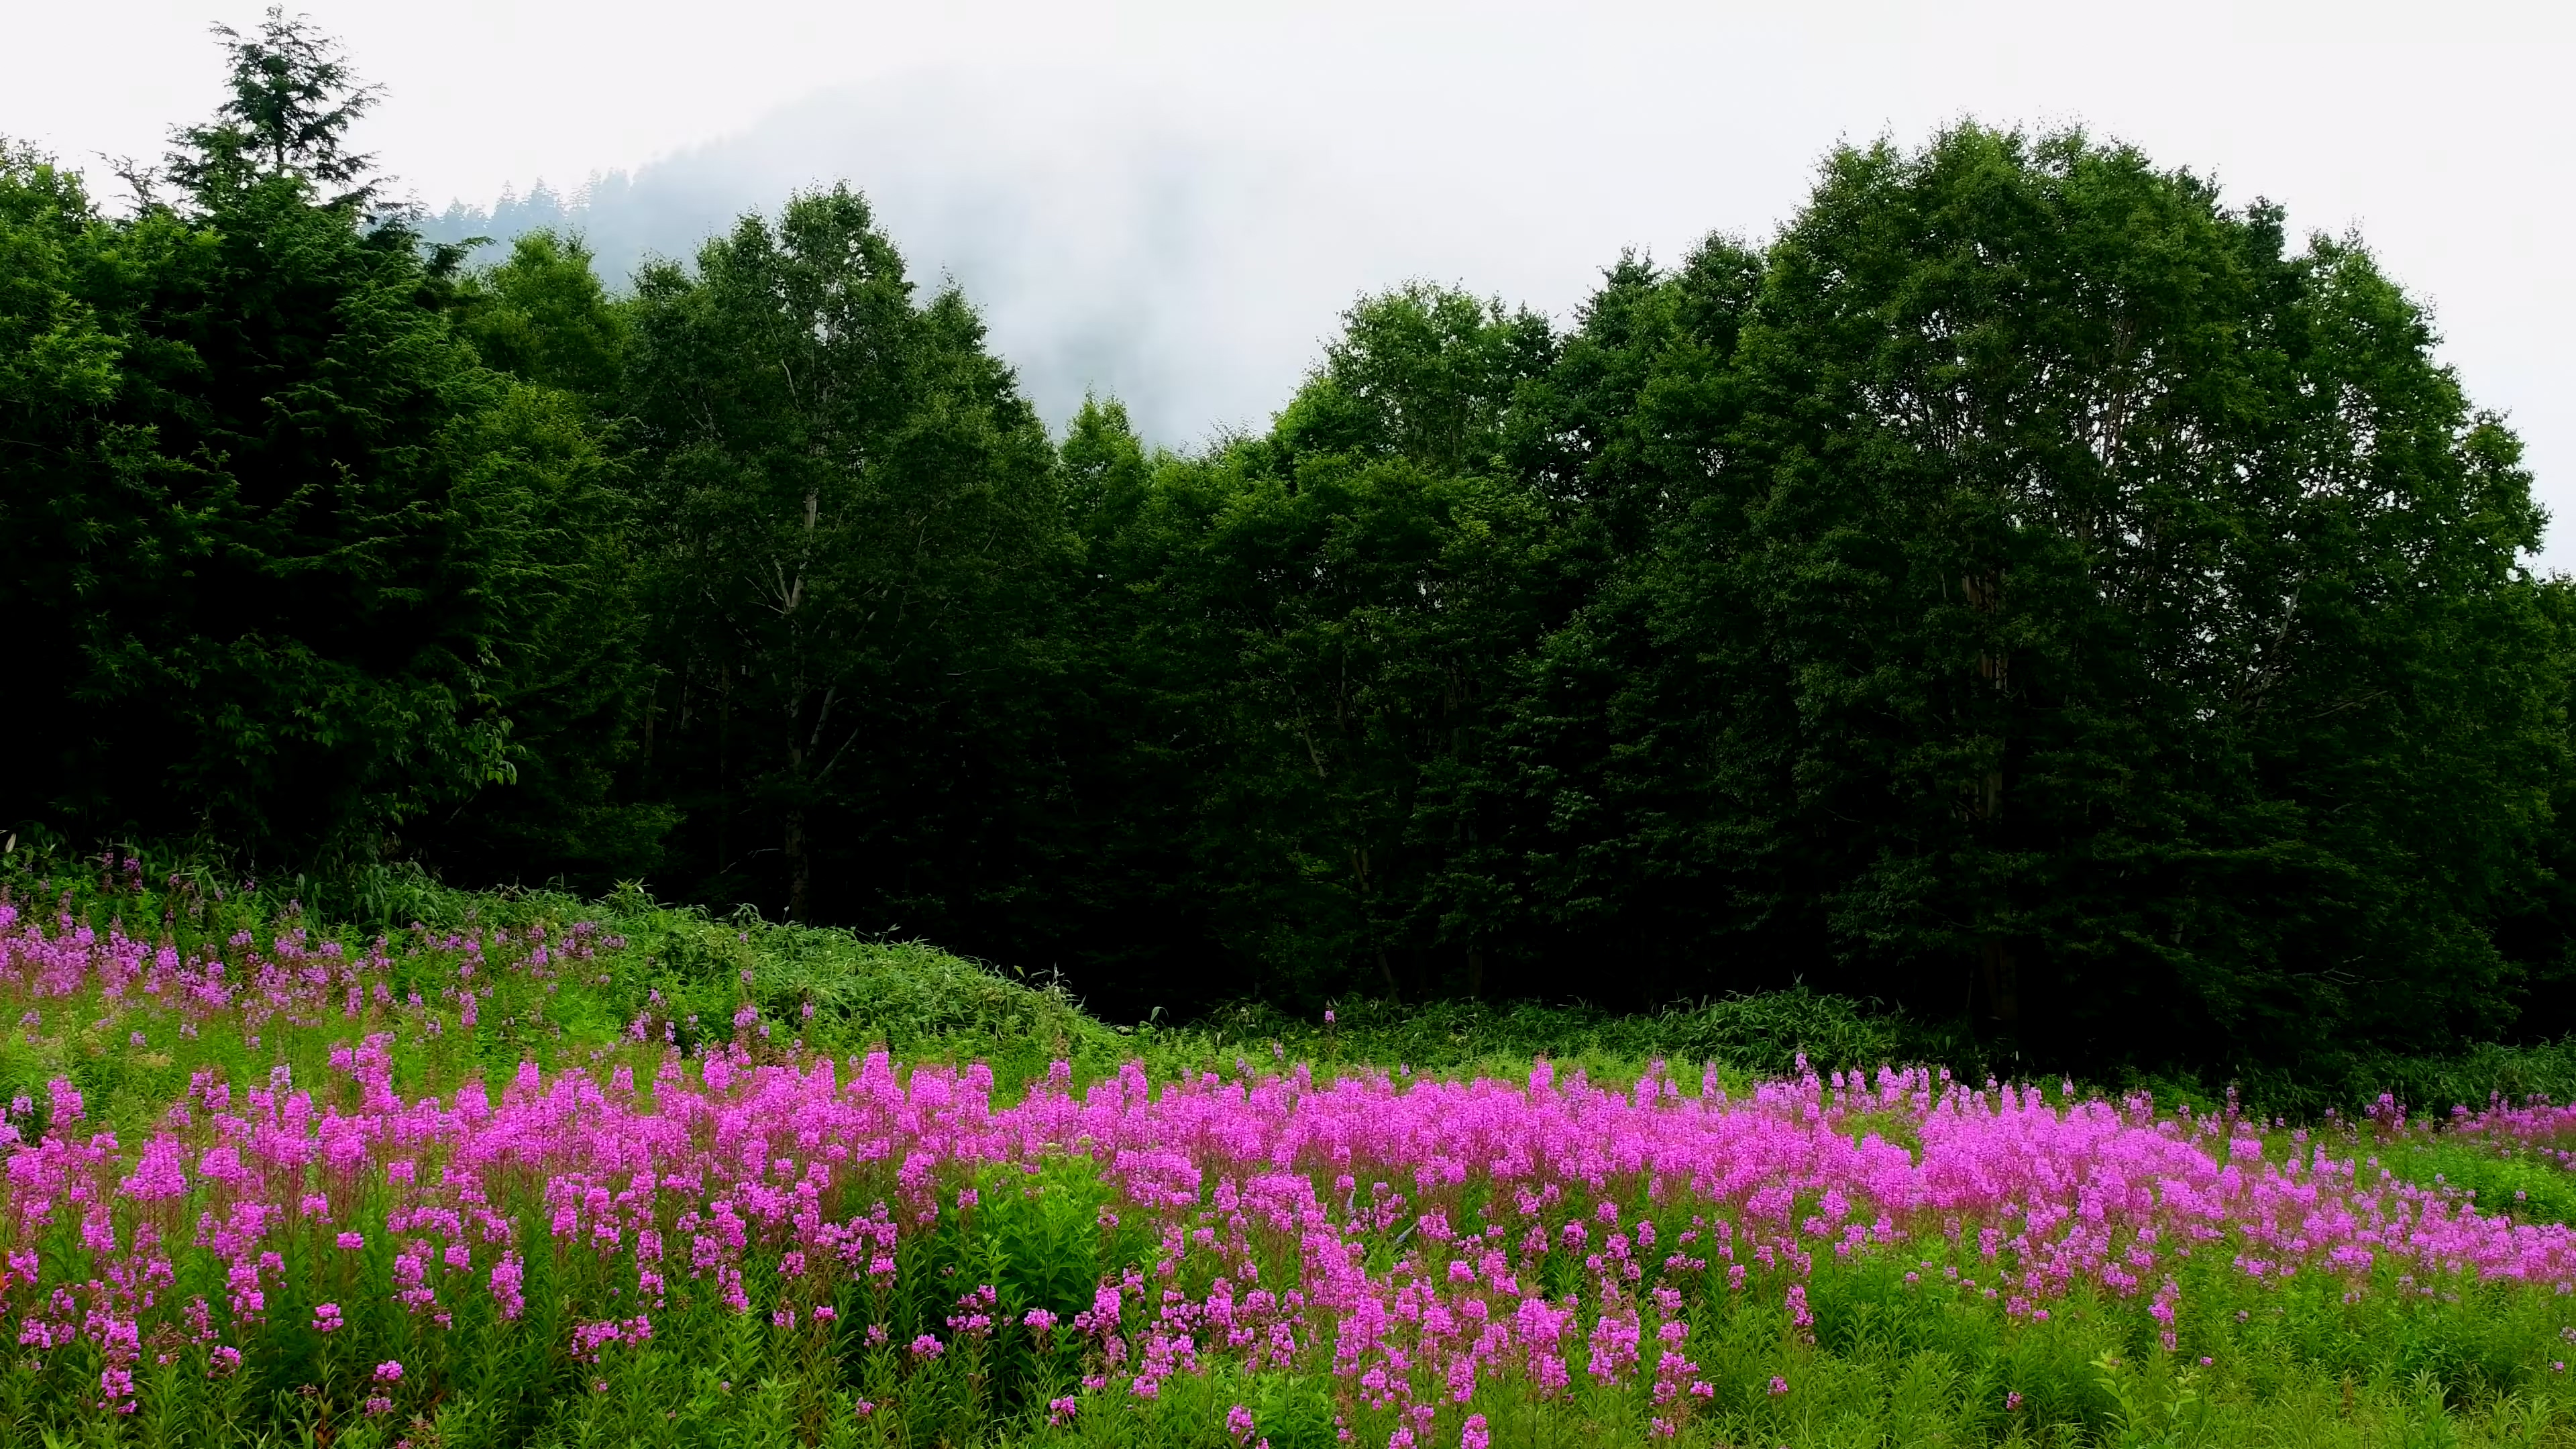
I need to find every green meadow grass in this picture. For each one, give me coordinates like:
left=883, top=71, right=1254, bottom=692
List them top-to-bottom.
left=3, top=858, right=2576, bottom=1444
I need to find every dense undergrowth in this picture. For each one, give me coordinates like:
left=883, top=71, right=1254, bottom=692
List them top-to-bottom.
left=21, top=853, right=2576, bottom=1119
left=1, top=859, right=2575, bottom=1446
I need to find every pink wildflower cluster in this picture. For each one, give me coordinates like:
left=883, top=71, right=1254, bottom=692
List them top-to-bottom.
left=0, top=898, right=2568, bottom=1432
left=0, top=902, right=618, bottom=1059
left=2373, top=1092, right=2576, bottom=1161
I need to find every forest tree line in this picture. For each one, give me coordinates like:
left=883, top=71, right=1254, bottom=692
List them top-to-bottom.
left=7, top=13, right=2572, bottom=1074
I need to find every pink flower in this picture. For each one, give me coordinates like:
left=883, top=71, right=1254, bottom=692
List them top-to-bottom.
left=489, top=1253, right=526, bottom=1320
left=374, top=1360, right=404, bottom=1385
left=1769, top=1376, right=1790, bottom=1397
left=1228, top=1403, right=1257, bottom=1441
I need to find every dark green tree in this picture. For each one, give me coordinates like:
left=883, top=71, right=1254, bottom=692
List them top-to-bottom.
left=164, top=6, right=384, bottom=207
left=0, top=23, right=630, bottom=869
left=1516, top=126, right=2565, bottom=1064
left=627, top=186, right=1065, bottom=923
left=409, top=231, right=668, bottom=890
left=452, top=231, right=629, bottom=407
left=1485, top=239, right=1772, bottom=1004
left=1073, top=287, right=1566, bottom=1006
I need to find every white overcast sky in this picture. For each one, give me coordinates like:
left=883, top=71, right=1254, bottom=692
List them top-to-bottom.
left=15, top=1, right=2576, bottom=564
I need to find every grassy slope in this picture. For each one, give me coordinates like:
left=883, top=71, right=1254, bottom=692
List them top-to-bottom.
left=14, top=855, right=2576, bottom=1126
left=11, top=858, right=2575, bottom=1230
left=7, top=863, right=2576, bottom=1444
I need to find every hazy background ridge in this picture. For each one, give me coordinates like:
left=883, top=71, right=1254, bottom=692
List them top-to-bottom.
left=423, top=76, right=1336, bottom=445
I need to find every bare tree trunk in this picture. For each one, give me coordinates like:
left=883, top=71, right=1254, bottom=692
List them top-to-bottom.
left=1964, top=570, right=2016, bottom=1026
left=716, top=674, right=731, bottom=875
left=784, top=807, right=810, bottom=923
left=1354, top=845, right=1400, bottom=1000
left=1980, top=937, right=2019, bottom=1028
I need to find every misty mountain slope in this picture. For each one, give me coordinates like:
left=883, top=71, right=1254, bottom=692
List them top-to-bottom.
left=421, top=74, right=1583, bottom=444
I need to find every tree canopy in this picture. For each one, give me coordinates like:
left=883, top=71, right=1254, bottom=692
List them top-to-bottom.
left=6, top=21, right=2569, bottom=1075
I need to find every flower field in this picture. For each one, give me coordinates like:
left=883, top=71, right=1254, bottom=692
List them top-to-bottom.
left=0, top=889, right=2573, bottom=1446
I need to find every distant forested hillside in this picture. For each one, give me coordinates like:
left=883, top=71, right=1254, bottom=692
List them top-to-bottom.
left=9, top=13, right=2575, bottom=1079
